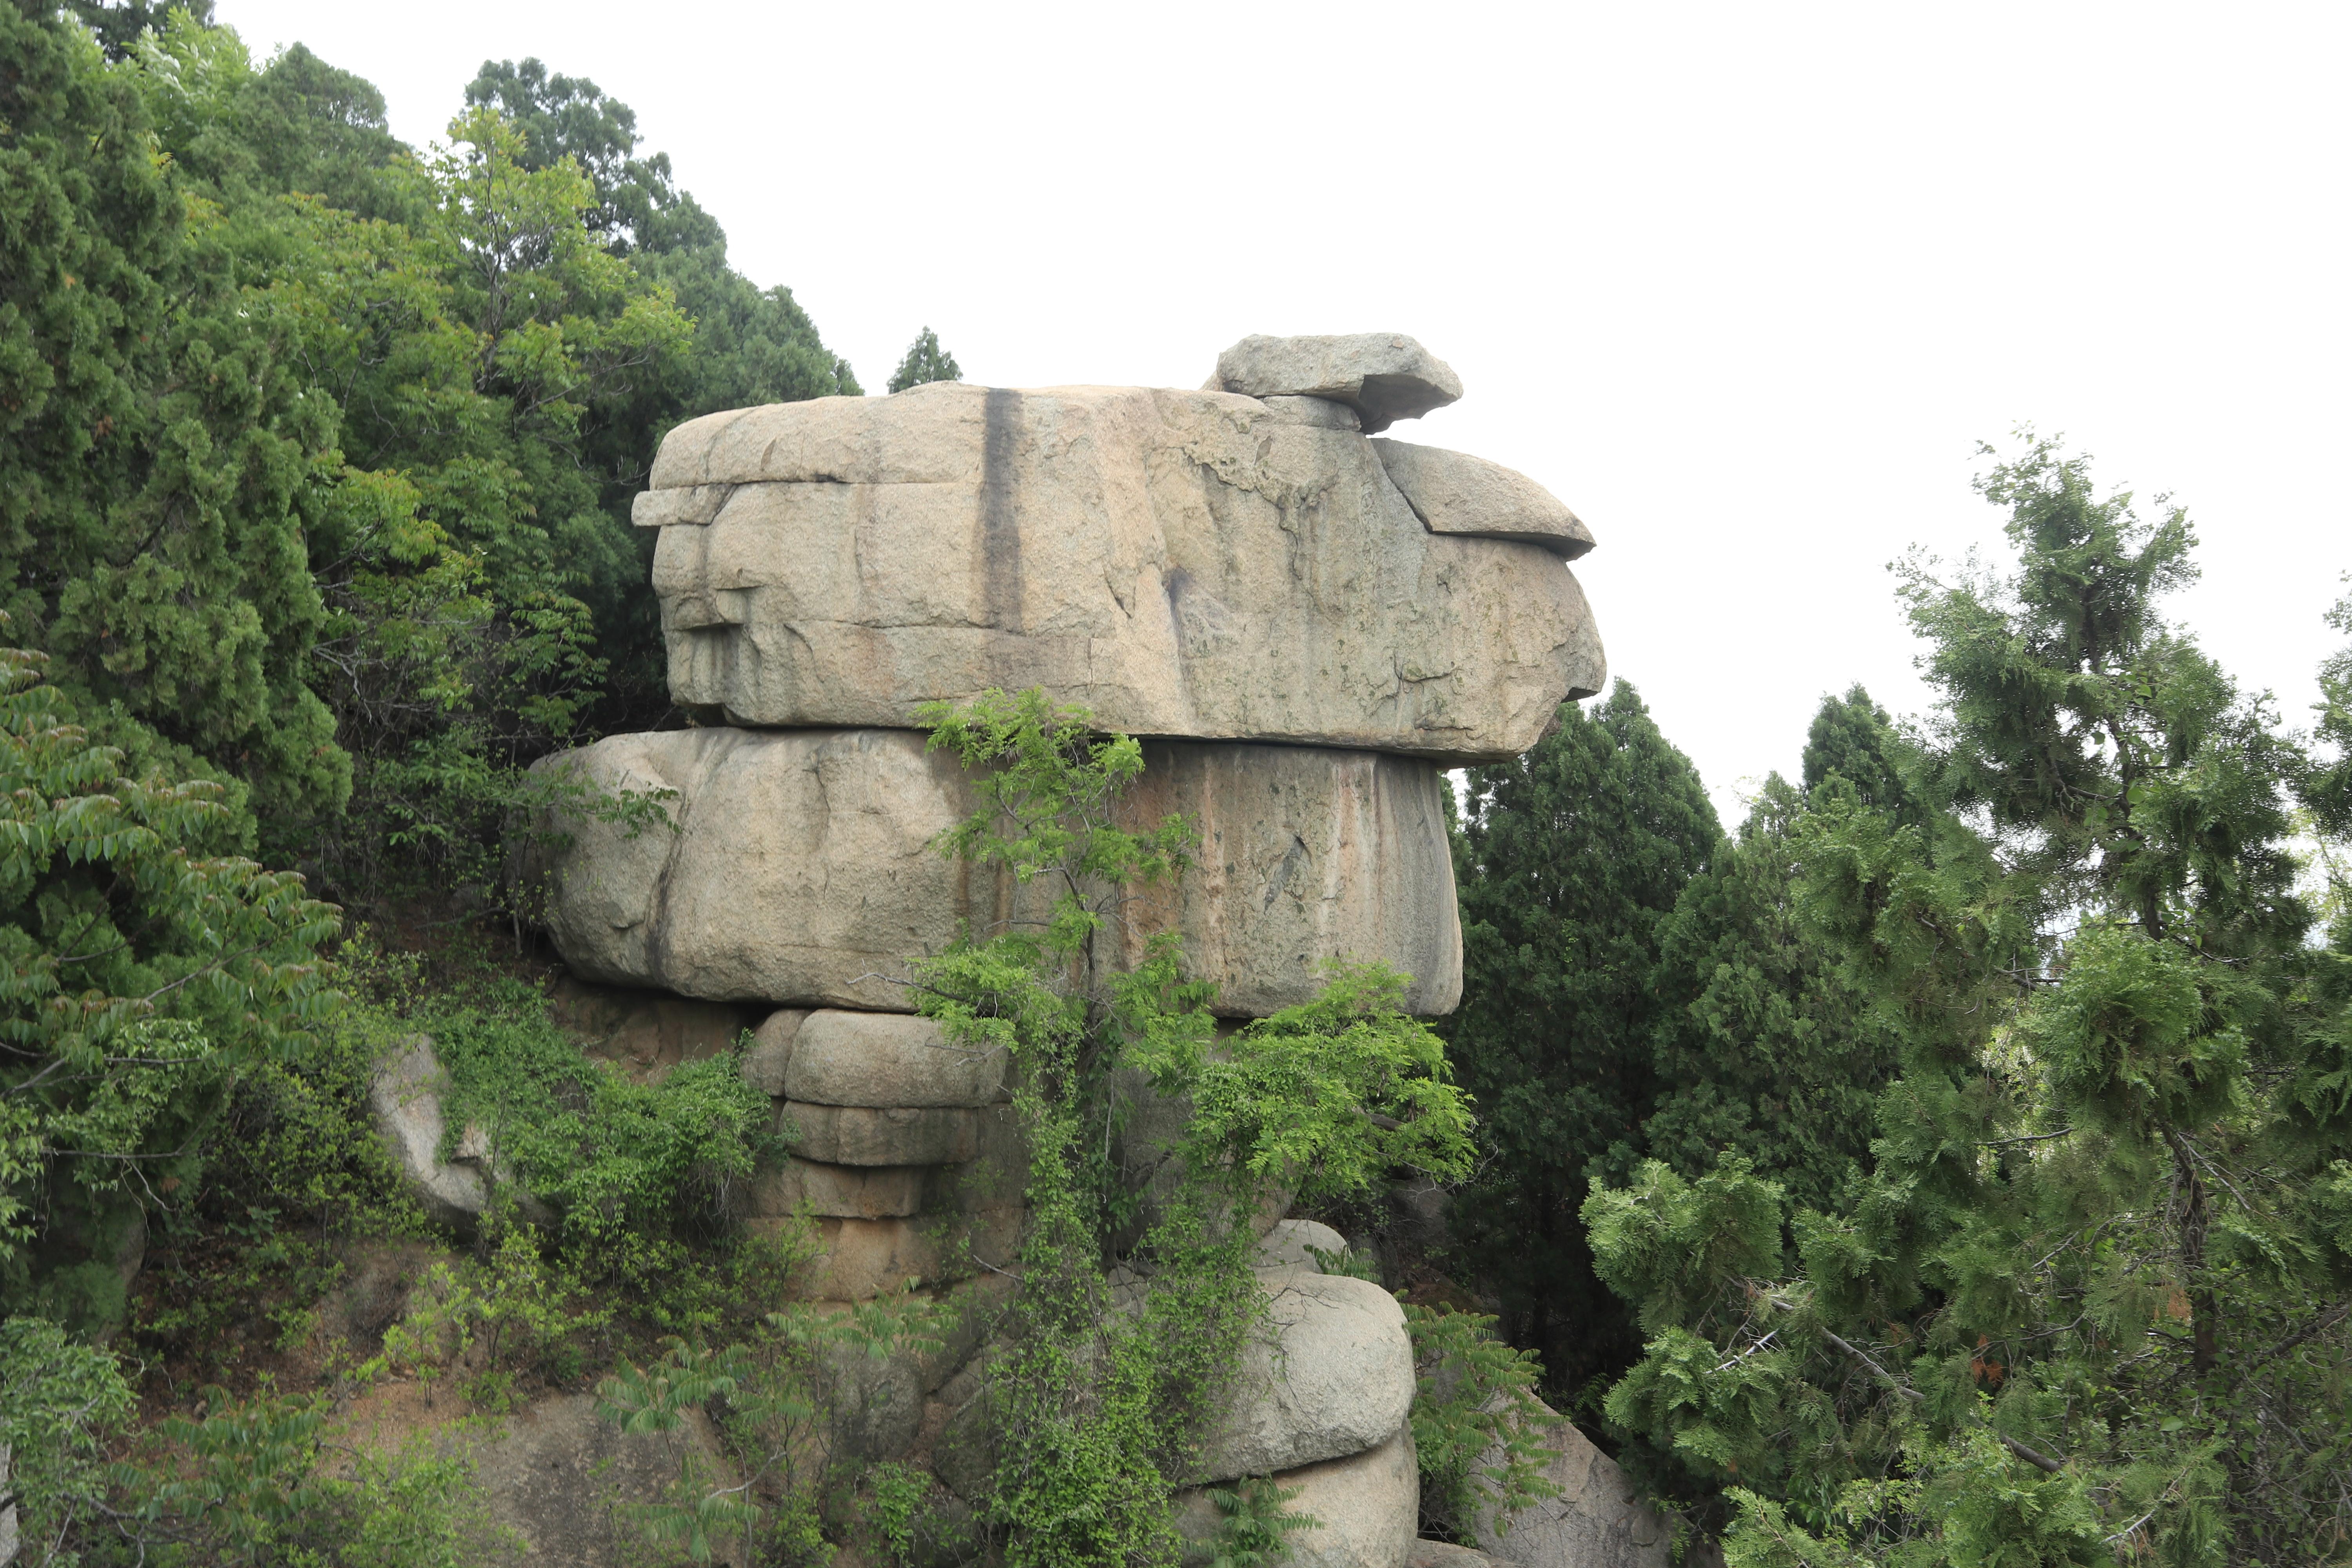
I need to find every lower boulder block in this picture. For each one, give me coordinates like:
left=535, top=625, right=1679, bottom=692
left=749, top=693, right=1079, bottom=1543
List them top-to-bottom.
left=522, top=727, right=1461, bottom=1019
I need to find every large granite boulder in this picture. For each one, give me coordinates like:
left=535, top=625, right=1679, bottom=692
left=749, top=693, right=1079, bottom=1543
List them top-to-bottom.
left=1207, top=332, right=1463, bottom=431
left=637, top=379, right=1601, bottom=762
left=1374, top=439, right=1594, bottom=559
left=521, top=727, right=1461, bottom=1018
left=745, top=1008, right=1008, bottom=1107
left=366, top=1037, right=485, bottom=1234
left=784, top=1103, right=984, bottom=1166
left=750, top=1157, right=927, bottom=1219
left=1255, top=1218, right=1352, bottom=1272
left=1195, top=1271, right=1417, bottom=1482
left=1471, top=1401, right=1676, bottom=1568
left=1174, top=1425, right=1420, bottom=1568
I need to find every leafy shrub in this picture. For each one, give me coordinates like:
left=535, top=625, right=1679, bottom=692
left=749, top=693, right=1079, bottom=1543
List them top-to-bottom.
left=0, top=641, right=341, bottom=1329
left=419, top=985, right=783, bottom=1317
left=379, top=1228, right=607, bottom=1410
left=1403, top=1300, right=1563, bottom=1541
left=1, top=1322, right=514, bottom=1568
left=1193, top=1476, right=1313, bottom=1568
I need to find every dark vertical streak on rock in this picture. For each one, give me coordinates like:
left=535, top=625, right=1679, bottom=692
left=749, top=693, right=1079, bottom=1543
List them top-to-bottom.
left=981, top=388, right=1024, bottom=632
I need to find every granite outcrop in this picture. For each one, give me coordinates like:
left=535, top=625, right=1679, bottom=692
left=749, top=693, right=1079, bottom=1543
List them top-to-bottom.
left=635, top=374, right=1601, bottom=762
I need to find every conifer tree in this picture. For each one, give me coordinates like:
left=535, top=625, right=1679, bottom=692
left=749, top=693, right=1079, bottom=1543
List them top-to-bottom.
left=0, top=5, right=345, bottom=833
left=464, top=56, right=860, bottom=417
left=888, top=326, right=963, bottom=392
left=1584, top=438, right=2352, bottom=1563
left=2308, top=579, right=2352, bottom=836
left=1444, top=682, right=1720, bottom=1394
left=1642, top=775, right=1899, bottom=1214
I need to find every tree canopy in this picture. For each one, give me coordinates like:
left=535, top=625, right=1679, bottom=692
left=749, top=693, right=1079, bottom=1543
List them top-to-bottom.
left=3, top=9, right=866, bottom=904
left=887, top=325, right=963, bottom=392
left=1585, top=437, right=2352, bottom=1564
left=1443, top=681, right=1722, bottom=1393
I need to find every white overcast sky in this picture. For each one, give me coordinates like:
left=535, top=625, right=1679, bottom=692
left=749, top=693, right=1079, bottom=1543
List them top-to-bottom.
left=213, top=0, right=2352, bottom=821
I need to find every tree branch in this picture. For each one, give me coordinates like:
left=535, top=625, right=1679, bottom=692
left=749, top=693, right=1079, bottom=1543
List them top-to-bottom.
left=1820, top=1328, right=2067, bottom=1474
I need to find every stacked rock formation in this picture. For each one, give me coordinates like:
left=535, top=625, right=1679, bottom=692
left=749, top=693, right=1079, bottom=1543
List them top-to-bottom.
left=526, top=334, right=1608, bottom=1568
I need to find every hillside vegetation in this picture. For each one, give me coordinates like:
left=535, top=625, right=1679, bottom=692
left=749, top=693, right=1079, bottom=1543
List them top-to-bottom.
left=4, top=3, right=2350, bottom=1564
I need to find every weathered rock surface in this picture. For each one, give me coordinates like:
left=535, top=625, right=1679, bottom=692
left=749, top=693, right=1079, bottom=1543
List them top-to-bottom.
left=1208, top=333, right=1463, bottom=432
left=637, top=380, right=1599, bottom=761
left=1260, top=393, right=1362, bottom=429
left=1374, top=439, right=1594, bottom=559
left=520, top=727, right=971, bottom=1013
left=524, top=727, right=1463, bottom=1017
left=1119, top=740, right=1462, bottom=1016
left=546, top=976, right=759, bottom=1082
left=739, top=1008, right=804, bottom=1095
left=785, top=1009, right=1007, bottom=1107
left=366, top=1037, right=486, bottom=1235
left=367, top=1040, right=554, bottom=1237
left=929, top=1101, right=1027, bottom=1214
left=784, top=1103, right=983, bottom=1166
left=751, top=1158, right=927, bottom=1219
left=757, top=1210, right=1021, bottom=1301
left=1256, top=1218, right=1350, bottom=1272
left=1196, top=1272, right=1416, bottom=1482
left=472, top=1392, right=737, bottom=1567
left=1471, top=1401, right=1675, bottom=1568
left=1174, top=1425, right=1420, bottom=1568
left=1409, top=1543, right=1519, bottom=1568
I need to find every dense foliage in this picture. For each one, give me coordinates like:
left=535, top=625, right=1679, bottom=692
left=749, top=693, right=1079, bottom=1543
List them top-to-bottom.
left=2, top=4, right=862, bottom=905
left=15, top=9, right=2352, bottom=1563
left=1584, top=439, right=2352, bottom=1563
left=0, top=641, right=341, bottom=1330
left=1445, top=681, right=1898, bottom=1405
left=1443, top=682, right=1723, bottom=1392
left=915, top=690, right=1479, bottom=1564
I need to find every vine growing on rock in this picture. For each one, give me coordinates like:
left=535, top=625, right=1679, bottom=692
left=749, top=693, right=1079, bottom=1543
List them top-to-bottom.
left=912, top=688, right=1479, bottom=1565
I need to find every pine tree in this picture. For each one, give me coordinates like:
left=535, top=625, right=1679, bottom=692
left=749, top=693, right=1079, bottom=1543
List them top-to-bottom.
left=0, top=5, right=346, bottom=834
left=887, top=326, right=963, bottom=393
left=1584, top=437, right=2352, bottom=1563
left=2309, top=579, right=2352, bottom=836
left=1443, top=681, right=1721, bottom=1396
left=1641, top=761, right=1901, bottom=1214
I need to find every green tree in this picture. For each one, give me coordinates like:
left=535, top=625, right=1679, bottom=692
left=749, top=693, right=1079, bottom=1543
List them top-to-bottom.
left=62, top=0, right=206, bottom=60
left=1, top=5, right=347, bottom=837
left=15, top=10, right=865, bottom=904
left=125, top=16, right=407, bottom=218
left=116, top=21, right=698, bottom=891
left=464, top=54, right=859, bottom=412
left=458, top=55, right=857, bottom=746
left=463, top=55, right=710, bottom=254
left=888, top=326, right=962, bottom=392
left=1585, top=437, right=2352, bottom=1564
left=2308, top=577, right=2352, bottom=837
left=0, top=638, right=340, bottom=1330
left=1443, top=681, right=1721, bottom=1397
left=1641, top=686, right=1916, bottom=1214
left=1642, top=786, right=1896, bottom=1217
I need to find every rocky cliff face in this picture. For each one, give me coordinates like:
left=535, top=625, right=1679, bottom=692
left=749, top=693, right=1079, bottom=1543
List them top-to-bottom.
left=510, top=334, right=1662, bottom=1567
left=636, top=378, right=1602, bottom=761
